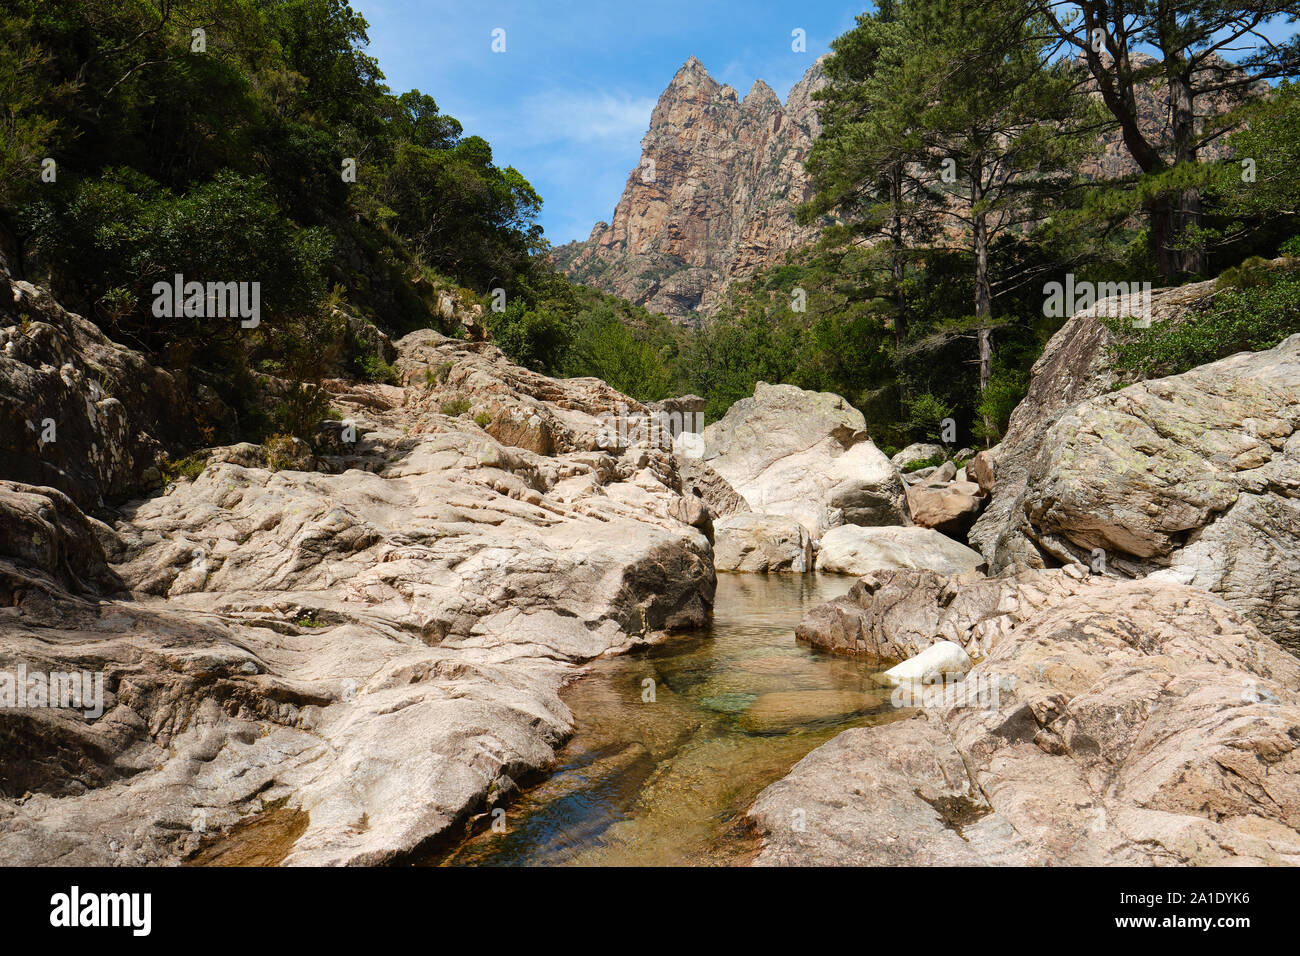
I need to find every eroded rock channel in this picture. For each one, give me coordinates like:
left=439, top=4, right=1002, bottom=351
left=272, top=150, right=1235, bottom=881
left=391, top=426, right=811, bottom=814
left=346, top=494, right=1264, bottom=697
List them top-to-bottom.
left=427, top=573, right=897, bottom=866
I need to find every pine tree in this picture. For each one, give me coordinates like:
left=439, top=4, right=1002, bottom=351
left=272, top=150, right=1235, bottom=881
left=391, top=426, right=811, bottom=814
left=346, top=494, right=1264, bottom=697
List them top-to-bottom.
left=801, top=0, right=941, bottom=348
left=809, top=0, right=1092, bottom=441
left=1032, top=0, right=1300, bottom=279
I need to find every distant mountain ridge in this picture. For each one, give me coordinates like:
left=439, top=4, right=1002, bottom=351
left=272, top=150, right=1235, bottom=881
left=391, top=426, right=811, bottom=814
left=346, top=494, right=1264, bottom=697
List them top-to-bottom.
left=553, top=56, right=828, bottom=324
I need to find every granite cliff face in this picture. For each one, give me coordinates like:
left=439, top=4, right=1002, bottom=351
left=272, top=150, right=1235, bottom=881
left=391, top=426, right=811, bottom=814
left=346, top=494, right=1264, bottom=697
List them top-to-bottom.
left=554, top=57, right=827, bottom=323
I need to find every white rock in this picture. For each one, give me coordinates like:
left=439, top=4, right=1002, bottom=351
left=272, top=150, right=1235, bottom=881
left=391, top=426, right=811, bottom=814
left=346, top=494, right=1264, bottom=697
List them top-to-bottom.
left=701, top=382, right=909, bottom=537
left=890, top=442, right=944, bottom=469
left=713, top=512, right=813, bottom=572
left=815, top=525, right=983, bottom=576
left=881, top=640, right=971, bottom=685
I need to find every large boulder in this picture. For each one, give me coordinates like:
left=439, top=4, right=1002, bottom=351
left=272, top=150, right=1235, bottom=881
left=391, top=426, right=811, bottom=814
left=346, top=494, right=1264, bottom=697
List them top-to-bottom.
left=0, top=271, right=201, bottom=507
left=969, top=273, right=1300, bottom=647
left=970, top=277, right=1219, bottom=571
left=393, top=328, right=667, bottom=459
left=1025, top=334, right=1300, bottom=647
left=701, top=382, right=908, bottom=536
left=890, top=442, right=944, bottom=470
left=968, top=447, right=997, bottom=495
left=677, top=455, right=749, bottom=520
left=905, top=478, right=984, bottom=539
left=0, top=481, right=124, bottom=597
left=713, top=512, right=813, bottom=572
left=814, top=525, right=982, bottom=577
left=794, top=565, right=1091, bottom=664
left=753, top=572, right=1300, bottom=866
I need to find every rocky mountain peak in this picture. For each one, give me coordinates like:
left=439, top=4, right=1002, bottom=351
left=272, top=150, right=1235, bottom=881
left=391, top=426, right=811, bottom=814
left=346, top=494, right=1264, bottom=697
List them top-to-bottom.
left=553, top=49, right=1243, bottom=324
left=676, top=54, right=709, bottom=77
left=664, top=55, right=721, bottom=99
left=554, top=57, right=829, bottom=323
left=743, top=79, right=780, bottom=112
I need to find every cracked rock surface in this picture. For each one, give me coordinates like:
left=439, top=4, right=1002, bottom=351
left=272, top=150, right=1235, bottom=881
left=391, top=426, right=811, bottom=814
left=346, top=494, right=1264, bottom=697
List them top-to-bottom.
left=969, top=275, right=1300, bottom=646
left=700, top=381, right=909, bottom=539
left=754, top=569, right=1300, bottom=865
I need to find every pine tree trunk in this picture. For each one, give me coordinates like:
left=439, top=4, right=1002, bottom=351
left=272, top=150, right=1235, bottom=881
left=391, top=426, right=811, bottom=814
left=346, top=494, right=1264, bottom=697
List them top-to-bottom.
left=1162, top=64, right=1206, bottom=277
left=972, top=161, right=993, bottom=445
left=890, top=165, right=907, bottom=347
left=1149, top=196, right=1177, bottom=281
left=0, top=212, right=23, bottom=279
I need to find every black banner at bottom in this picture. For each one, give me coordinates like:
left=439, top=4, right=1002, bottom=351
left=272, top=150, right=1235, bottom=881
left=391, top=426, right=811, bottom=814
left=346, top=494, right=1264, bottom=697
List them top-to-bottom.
left=0, top=865, right=1280, bottom=944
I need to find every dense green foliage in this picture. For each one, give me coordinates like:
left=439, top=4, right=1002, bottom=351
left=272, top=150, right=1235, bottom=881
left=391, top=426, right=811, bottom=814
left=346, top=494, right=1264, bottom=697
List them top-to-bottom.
left=0, top=0, right=568, bottom=442
left=2, top=0, right=1298, bottom=459
left=645, top=0, right=1299, bottom=449
left=1030, top=0, right=1300, bottom=280
left=1105, top=260, right=1300, bottom=377
left=479, top=272, right=686, bottom=400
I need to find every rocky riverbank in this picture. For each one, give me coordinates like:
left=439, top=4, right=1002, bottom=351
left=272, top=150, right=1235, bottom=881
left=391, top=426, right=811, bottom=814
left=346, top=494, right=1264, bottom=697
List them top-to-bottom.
left=5, top=258, right=1299, bottom=867
left=0, top=265, right=714, bottom=865
left=747, top=285, right=1300, bottom=866
left=751, top=569, right=1300, bottom=865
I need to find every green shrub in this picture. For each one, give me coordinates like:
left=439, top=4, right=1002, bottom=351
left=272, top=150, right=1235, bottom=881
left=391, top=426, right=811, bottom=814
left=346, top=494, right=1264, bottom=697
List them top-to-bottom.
left=29, top=168, right=330, bottom=351
left=1215, top=256, right=1273, bottom=290
left=1105, top=268, right=1300, bottom=378
left=483, top=298, right=573, bottom=373
left=563, top=305, right=675, bottom=401
left=357, top=353, right=398, bottom=384
left=973, top=366, right=1029, bottom=445
left=274, top=383, right=332, bottom=440
left=901, top=393, right=955, bottom=445
left=440, top=396, right=471, bottom=417
left=473, top=411, right=492, bottom=428
left=264, top=433, right=300, bottom=471
left=160, top=454, right=208, bottom=483
left=902, top=454, right=945, bottom=473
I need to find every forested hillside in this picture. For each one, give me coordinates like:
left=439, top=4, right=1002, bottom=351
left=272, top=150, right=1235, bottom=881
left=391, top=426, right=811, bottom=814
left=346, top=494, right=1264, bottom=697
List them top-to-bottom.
left=0, top=0, right=681, bottom=447
left=4, top=0, right=1299, bottom=459
left=564, top=0, right=1300, bottom=452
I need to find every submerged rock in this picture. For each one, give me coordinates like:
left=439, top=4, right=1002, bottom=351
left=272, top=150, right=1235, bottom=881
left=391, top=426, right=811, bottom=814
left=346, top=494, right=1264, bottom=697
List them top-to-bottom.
left=738, top=689, right=882, bottom=734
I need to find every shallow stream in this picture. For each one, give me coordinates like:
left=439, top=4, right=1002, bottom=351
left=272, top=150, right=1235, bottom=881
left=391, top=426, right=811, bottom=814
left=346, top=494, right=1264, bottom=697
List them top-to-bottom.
left=432, top=573, right=898, bottom=866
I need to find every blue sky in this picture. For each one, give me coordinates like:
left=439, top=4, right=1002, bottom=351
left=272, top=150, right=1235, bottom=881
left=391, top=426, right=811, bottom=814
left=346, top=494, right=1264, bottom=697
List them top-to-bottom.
left=358, top=0, right=867, bottom=244
left=358, top=3, right=1299, bottom=246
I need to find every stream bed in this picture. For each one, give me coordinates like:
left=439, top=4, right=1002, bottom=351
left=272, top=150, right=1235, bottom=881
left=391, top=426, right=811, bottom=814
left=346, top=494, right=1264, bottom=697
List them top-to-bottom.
left=430, top=573, right=901, bottom=866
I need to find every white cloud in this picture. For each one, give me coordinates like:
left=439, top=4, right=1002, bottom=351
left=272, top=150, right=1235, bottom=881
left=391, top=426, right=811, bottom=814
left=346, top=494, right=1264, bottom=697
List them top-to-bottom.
left=516, top=89, right=656, bottom=146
